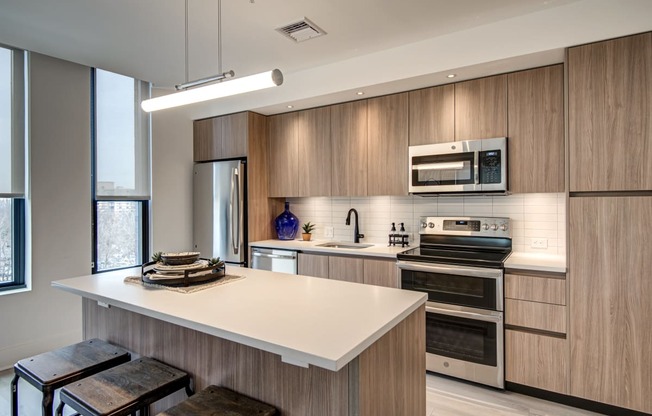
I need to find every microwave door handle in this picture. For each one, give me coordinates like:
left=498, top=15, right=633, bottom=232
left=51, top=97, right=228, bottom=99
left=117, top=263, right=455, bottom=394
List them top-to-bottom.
left=474, top=151, right=479, bottom=184
left=426, top=305, right=502, bottom=323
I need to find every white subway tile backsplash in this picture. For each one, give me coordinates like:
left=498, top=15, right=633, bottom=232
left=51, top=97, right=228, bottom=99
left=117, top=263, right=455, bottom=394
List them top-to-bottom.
left=283, top=193, right=566, bottom=254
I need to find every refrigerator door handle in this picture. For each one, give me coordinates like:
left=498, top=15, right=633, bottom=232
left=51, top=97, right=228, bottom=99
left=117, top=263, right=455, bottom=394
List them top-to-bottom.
left=231, top=167, right=240, bottom=255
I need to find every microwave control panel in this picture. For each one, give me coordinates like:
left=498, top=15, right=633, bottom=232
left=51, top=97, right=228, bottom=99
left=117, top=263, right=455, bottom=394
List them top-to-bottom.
left=479, top=150, right=502, bottom=184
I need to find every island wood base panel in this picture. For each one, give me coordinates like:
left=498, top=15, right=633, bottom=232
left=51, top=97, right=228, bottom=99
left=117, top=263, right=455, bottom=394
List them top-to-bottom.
left=82, top=298, right=425, bottom=416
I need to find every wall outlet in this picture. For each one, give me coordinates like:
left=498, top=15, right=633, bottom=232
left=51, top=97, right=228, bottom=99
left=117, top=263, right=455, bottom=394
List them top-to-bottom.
left=324, top=226, right=334, bottom=238
left=531, top=238, right=548, bottom=249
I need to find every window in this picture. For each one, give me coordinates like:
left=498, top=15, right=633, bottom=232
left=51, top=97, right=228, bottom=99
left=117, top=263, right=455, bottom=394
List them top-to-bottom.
left=0, top=45, right=26, bottom=291
left=92, top=69, right=150, bottom=272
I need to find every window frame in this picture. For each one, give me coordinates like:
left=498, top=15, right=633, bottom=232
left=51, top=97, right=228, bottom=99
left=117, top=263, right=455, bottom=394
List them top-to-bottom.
left=0, top=44, right=27, bottom=292
left=90, top=68, right=151, bottom=274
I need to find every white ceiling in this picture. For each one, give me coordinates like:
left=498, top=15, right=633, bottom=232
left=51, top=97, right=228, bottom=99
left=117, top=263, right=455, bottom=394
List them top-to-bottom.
left=0, top=0, right=651, bottom=119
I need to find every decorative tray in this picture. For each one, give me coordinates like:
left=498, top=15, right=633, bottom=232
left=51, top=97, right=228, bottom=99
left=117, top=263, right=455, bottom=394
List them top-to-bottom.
left=141, top=259, right=225, bottom=287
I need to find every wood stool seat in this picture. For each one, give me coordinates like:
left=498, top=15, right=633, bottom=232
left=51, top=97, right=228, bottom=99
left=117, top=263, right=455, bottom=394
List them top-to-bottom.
left=11, top=338, right=131, bottom=416
left=56, top=357, right=192, bottom=416
left=157, top=385, right=277, bottom=416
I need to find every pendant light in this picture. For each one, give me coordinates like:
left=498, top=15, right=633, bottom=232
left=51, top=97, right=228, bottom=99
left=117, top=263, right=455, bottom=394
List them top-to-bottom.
left=141, top=0, right=283, bottom=112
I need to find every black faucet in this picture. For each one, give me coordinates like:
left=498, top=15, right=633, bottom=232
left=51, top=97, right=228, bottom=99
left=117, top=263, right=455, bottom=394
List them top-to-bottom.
left=345, top=208, right=364, bottom=243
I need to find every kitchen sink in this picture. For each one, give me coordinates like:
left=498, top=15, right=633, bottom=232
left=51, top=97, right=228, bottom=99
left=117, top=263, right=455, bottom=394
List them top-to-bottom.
left=316, top=242, right=373, bottom=249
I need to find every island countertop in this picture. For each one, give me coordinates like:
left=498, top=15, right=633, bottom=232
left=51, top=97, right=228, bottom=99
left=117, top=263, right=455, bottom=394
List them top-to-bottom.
left=52, top=266, right=426, bottom=372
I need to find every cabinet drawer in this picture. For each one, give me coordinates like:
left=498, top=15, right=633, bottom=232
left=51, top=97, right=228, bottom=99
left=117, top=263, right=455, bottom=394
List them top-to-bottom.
left=505, top=273, right=566, bottom=305
left=505, top=299, right=566, bottom=334
left=506, top=329, right=568, bottom=394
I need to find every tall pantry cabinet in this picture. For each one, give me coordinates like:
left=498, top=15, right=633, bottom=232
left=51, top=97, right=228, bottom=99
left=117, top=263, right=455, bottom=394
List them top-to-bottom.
left=568, top=32, right=652, bottom=414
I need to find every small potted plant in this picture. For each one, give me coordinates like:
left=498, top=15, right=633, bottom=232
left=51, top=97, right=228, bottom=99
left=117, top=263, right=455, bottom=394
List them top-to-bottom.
left=301, top=222, right=316, bottom=241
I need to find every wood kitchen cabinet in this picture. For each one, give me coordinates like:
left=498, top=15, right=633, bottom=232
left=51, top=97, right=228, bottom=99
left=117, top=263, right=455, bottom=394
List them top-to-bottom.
left=568, top=32, right=652, bottom=192
left=507, top=65, right=564, bottom=194
left=454, top=74, right=507, bottom=141
left=408, top=84, right=455, bottom=146
left=367, top=93, right=409, bottom=196
left=331, top=100, right=368, bottom=196
left=268, top=107, right=332, bottom=197
left=298, top=107, right=332, bottom=197
left=193, top=112, right=249, bottom=162
left=268, top=112, right=298, bottom=197
left=569, top=196, right=652, bottom=413
left=297, top=253, right=329, bottom=279
left=298, top=254, right=397, bottom=288
left=329, top=256, right=364, bottom=284
left=363, top=258, right=398, bottom=288
left=505, top=270, right=569, bottom=394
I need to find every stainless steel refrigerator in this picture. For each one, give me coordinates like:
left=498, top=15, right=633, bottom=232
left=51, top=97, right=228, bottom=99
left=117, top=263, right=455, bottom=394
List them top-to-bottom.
left=193, top=160, right=247, bottom=267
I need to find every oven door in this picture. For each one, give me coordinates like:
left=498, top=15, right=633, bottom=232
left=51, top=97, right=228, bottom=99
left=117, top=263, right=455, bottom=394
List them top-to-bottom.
left=398, top=261, right=503, bottom=311
left=425, top=303, right=504, bottom=388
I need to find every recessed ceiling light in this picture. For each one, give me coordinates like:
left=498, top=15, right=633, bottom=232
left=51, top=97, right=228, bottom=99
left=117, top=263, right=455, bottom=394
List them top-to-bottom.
left=447, top=74, right=456, bottom=78
left=356, top=91, right=364, bottom=96
left=287, top=105, right=294, bottom=109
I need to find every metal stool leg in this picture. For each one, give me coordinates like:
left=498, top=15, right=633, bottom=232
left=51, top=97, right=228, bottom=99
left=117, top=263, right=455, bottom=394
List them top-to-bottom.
left=11, top=373, right=19, bottom=416
left=42, top=390, right=54, bottom=416
left=55, top=401, right=65, bottom=416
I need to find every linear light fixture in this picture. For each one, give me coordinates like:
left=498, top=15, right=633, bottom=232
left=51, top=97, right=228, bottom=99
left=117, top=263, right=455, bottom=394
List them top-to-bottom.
left=141, top=0, right=283, bottom=112
left=141, top=69, right=283, bottom=112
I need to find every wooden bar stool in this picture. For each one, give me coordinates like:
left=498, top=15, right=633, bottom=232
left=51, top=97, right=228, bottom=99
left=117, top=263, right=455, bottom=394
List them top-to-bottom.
left=11, top=338, right=131, bottom=416
left=55, top=357, right=192, bottom=416
left=157, top=385, right=277, bottom=416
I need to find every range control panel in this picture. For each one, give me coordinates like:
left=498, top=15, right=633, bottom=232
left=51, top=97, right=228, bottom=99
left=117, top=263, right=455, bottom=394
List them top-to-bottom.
left=419, top=216, right=511, bottom=238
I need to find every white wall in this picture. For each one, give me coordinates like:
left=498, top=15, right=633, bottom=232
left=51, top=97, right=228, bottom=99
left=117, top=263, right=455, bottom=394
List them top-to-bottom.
left=0, top=53, right=91, bottom=369
left=150, top=95, right=194, bottom=253
left=287, top=193, right=566, bottom=255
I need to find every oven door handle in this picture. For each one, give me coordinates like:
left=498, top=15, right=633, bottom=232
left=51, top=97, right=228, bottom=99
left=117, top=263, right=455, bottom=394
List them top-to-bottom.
left=397, top=261, right=502, bottom=279
left=426, top=305, right=502, bottom=323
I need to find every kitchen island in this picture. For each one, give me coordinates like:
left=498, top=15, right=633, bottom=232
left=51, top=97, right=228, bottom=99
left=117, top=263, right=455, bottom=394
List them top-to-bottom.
left=52, top=266, right=427, bottom=415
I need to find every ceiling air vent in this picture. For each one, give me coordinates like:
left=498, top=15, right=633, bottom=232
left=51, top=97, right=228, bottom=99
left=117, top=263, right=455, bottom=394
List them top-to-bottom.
left=276, top=17, right=326, bottom=42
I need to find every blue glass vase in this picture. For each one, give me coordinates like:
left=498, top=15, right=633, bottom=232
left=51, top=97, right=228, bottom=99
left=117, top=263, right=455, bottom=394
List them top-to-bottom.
left=275, top=202, right=299, bottom=240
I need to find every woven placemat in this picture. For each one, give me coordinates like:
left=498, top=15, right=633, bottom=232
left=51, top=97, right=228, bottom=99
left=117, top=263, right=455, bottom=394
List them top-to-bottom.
left=124, top=274, right=244, bottom=294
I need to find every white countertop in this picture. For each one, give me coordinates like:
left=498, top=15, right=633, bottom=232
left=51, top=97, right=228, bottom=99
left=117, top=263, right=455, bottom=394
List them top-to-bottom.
left=250, top=239, right=410, bottom=259
left=505, top=252, right=566, bottom=273
left=52, top=267, right=426, bottom=372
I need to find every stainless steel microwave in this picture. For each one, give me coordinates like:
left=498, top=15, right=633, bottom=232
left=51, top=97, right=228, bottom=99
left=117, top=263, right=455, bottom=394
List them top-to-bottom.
left=408, top=137, right=508, bottom=195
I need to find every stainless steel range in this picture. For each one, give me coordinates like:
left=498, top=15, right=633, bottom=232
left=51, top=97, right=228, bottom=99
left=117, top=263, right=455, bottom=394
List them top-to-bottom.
left=397, top=216, right=511, bottom=389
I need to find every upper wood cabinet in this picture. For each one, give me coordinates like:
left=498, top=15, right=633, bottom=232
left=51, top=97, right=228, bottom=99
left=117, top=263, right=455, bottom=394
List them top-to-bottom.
left=569, top=32, right=652, bottom=192
left=507, top=65, right=564, bottom=194
left=454, top=75, right=507, bottom=141
left=408, top=84, right=455, bottom=145
left=367, top=93, right=409, bottom=196
left=331, top=100, right=368, bottom=196
left=297, top=107, right=332, bottom=197
left=268, top=108, right=332, bottom=197
left=193, top=112, right=249, bottom=162
left=268, top=112, right=298, bottom=197
left=569, top=196, right=652, bottom=413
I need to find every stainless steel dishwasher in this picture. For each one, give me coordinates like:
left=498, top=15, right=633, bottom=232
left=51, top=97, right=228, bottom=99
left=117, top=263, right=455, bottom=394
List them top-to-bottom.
left=251, top=247, right=298, bottom=274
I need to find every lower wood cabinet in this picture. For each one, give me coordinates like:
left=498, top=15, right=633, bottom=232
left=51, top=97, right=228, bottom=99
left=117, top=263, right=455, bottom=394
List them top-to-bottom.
left=297, top=253, right=398, bottom=288
left=297, top=253, right=329, bottom=279
left=329, top=256, right=364, bottom=284
left=363, top=258, right=399, bottom=288
left=504, top=270, right=569, bottom=394
left=505, top=329, right=568, bottom=394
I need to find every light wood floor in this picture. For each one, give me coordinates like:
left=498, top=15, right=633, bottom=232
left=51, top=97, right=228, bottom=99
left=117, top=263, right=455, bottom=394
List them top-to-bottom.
left=0, top=368, right=603, bottom=416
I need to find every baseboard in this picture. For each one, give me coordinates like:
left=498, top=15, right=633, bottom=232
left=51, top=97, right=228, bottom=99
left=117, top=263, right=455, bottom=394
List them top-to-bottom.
left=0, top=329, right=82, bottom=370
left=506, top=382, right=650, bottom=416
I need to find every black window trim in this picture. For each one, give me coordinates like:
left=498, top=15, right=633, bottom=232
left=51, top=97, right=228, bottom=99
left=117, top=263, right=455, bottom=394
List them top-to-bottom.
left=90, top=68, right=150, bottom=274
left=0, top=198, right=26, bottom=291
